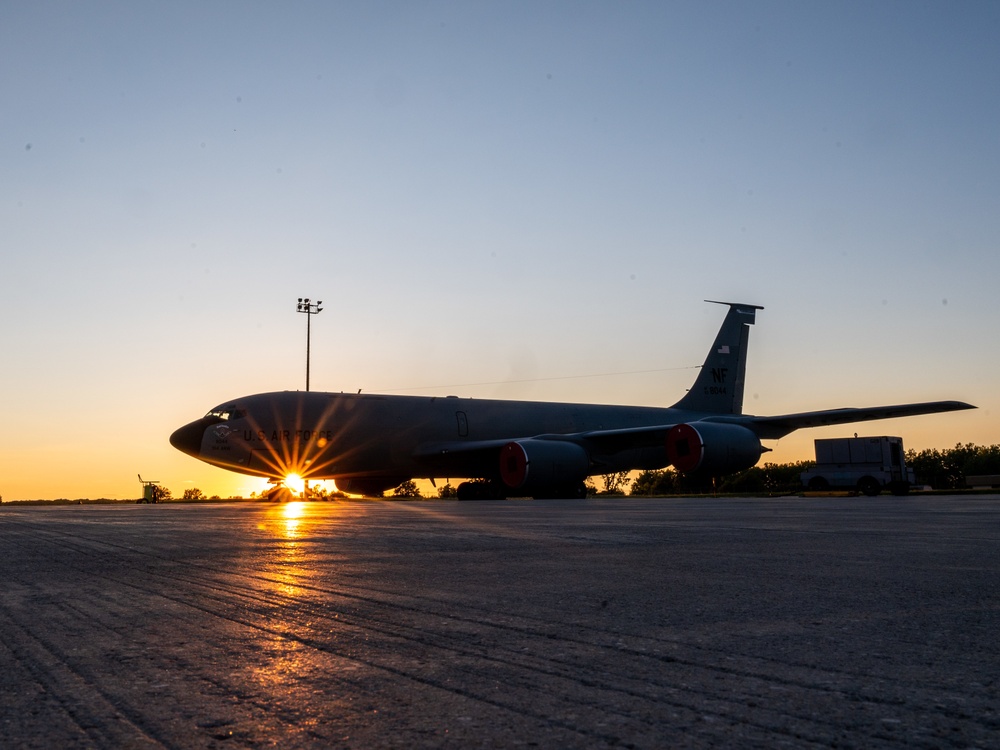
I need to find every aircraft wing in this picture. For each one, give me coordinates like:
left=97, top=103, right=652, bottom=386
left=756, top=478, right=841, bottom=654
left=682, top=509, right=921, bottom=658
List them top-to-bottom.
left=542, top=398, right=976, bottom=449
left=412, top=400, right=974, bottom=479
left=413, top=400, right=974, bottom=464
left=742, top=400, right=976, bottom=440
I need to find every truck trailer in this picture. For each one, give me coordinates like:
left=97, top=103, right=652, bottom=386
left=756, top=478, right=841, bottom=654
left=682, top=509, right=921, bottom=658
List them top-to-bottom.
left=801, top=436, right=914, bottom=496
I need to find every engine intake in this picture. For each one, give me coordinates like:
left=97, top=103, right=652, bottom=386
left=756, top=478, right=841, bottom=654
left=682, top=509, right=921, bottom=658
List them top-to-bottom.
left=665, top=422, right=763, bottom=474
left=499, top=440, right=590, bottom=491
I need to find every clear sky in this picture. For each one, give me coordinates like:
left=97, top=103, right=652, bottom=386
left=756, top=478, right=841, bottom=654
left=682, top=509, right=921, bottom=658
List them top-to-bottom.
left=2, top=1, right=997, bottom=500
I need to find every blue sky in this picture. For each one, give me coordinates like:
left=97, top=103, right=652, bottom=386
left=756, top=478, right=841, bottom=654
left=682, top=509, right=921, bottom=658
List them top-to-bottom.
left=2, top=1, right=997, bottom=499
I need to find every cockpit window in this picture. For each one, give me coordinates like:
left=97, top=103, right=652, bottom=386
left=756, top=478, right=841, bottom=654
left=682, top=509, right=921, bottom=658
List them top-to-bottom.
left=205, top=406, right=246, bottom=421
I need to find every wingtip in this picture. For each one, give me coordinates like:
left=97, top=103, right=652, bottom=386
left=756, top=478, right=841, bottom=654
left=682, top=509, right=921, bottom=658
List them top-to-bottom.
left=925, top=400, right=977, bottom=412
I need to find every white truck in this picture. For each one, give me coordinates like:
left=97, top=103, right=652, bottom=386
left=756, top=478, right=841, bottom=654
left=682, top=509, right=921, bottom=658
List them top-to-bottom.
left=801, top=436, right=914, bottom=496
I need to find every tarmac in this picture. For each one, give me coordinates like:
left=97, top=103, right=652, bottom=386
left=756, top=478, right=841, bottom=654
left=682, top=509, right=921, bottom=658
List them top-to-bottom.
left=1, top=495, right=998, bottom=749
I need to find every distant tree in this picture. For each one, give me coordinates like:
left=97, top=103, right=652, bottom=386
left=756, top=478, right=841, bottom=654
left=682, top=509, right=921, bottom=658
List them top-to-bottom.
left=907, top=443, right=1000, bottom=488
left=963, top=444, right=1000, bottom=475
left=907, top=448, right=946, bottom=488
left=719, top=462, right=814, bottom=494
left=717, top=467, right=765, bottom=494
left=630, top=469, right=677, bottom=496
left=599, top=471, right=632, bottom=496
left=674, top=471, right=720, bottom=494
left=392, top=480, right=422, bottom=498
left=298, top=483, right=345, bottom=501
left=304, top=483, right=325, bottom=501
left=437, top=483, right=458, bottom=499
left=156, top=486, right=172, bottom=501
left=182, top=488, right=205, bottom=501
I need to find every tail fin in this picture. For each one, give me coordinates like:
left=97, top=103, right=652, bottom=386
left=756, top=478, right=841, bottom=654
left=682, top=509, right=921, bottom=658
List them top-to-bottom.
left=671, top=300, right=763, bottom=415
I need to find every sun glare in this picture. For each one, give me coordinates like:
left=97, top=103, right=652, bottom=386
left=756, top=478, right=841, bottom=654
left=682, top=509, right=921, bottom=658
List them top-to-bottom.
left=284, top=473, right=306, bottom=497
left=279, top=500, right=305, bottom=538
left=282, top=501, right=305, bottom=520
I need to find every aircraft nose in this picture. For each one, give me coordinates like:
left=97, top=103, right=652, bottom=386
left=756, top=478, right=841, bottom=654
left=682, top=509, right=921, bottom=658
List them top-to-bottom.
left=169, top=418, right=210, bottom=457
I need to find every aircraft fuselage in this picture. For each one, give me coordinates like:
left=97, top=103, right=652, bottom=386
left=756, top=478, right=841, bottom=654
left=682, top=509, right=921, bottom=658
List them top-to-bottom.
left=170, top=390, right=705, bottom=484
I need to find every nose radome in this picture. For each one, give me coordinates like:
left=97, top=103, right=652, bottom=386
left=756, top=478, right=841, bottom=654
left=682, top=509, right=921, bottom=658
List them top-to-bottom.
left=169, top=419, right=210, bottom=457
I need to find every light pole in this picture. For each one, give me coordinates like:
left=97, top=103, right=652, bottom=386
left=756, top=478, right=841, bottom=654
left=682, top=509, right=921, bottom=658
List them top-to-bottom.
left=296, top=298, right=323, bottom=392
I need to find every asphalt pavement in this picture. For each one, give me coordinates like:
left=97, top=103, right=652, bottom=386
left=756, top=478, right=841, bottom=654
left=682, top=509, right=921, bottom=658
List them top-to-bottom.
left=1, top=496, right=998, bottom=749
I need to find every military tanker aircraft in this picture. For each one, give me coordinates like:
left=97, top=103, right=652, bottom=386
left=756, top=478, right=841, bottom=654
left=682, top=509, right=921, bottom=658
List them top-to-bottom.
left=170, top=301, right=973, bottom=500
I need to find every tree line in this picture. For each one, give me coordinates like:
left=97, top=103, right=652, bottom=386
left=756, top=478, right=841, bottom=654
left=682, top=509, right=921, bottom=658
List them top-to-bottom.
left=109, top=442, right=1000, bottom=503
left=431, top=443, right=1000, bottom=498
left=623, top=443, right=1000, bottom=496
left=904, top=443, right=1000, bottom=490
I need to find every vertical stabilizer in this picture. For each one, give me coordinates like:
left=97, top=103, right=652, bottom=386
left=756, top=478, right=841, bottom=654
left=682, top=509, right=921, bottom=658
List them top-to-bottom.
left=671, top=301, right=763, bottom=415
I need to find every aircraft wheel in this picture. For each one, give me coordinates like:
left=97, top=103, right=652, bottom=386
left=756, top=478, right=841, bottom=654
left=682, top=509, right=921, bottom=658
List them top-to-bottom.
left=808, top=476, right=830, bottom=491
left=857, top=477, right=881, bottom=497
left=457, top=482, right=486, bottom=500
left=489, top=483, right=509, bottom=500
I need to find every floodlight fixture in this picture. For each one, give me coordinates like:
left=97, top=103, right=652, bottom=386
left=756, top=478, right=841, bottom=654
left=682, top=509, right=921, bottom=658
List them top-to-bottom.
left=296, top=296, right=323, bottom=391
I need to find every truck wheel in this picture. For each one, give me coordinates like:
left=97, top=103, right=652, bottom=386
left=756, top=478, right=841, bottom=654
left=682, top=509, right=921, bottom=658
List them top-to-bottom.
left=857, top=477, right=881, bottom=497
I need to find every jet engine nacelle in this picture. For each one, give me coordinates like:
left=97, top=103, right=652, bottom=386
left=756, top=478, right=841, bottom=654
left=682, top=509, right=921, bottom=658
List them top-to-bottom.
left=665, top=422, right=763, bottom=474
left=499, top=440, right=590, bottom=491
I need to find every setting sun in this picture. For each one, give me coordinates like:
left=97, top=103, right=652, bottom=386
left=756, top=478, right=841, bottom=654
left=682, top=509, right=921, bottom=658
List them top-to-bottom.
left=284, top=473, right=306, bottom=497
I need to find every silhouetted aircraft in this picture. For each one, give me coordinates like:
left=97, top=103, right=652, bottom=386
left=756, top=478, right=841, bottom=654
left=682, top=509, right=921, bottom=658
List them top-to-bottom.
left=170, top=301, right=973, bottom=500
